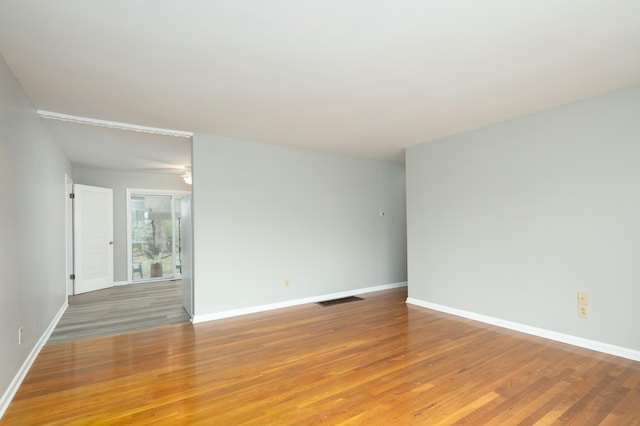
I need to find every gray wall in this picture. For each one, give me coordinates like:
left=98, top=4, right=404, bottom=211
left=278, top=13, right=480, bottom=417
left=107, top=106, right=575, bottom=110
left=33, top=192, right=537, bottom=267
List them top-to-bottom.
left=0, top=54, right=71, bottom=405
left=406, top=86, right=640, bottom=351
left=192, top=134, right=407, bottom=316
left=73, top=167, right=191, bottom=283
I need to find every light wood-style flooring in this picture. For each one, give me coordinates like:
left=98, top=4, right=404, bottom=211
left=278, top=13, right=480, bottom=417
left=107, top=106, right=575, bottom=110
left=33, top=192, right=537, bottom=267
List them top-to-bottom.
left=47, top=280, right=190, bottom=345
left=4, top=287, right=640, bottom=424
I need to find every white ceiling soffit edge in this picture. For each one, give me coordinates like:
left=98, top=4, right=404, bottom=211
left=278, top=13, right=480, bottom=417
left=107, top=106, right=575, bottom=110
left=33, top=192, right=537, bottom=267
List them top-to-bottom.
left=37, top=110, right=194, bottom=138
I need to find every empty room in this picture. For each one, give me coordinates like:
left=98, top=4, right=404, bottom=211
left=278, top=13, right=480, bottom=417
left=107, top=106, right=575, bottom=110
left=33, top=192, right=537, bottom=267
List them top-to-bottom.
left=1, top=1, right=639, bottom=424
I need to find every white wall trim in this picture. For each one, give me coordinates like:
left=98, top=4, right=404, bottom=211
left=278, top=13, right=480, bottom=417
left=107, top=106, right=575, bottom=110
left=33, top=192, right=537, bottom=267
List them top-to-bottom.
left=37, top=110, right=193, bottom=138
left=113, top=281, right=129, bottom=287
left=193, top=281, right=407, bottom=324
left=406, top=297, right=640, bottom=362
left=0, top=302, right=68, bottom=419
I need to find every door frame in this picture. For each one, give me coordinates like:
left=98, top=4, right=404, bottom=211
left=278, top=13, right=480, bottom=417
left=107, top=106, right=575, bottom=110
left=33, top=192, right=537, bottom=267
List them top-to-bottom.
left=65, top=173, right=74, bottom=296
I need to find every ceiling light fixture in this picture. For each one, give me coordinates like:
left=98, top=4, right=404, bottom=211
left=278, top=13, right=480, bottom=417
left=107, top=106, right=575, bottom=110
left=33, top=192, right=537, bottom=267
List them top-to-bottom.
left=182, top=167, right=192, bottom=185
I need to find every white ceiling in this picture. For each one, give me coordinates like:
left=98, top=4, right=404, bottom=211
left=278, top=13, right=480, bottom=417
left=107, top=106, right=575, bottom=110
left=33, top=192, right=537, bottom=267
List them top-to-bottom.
left=1, top=1, right=639, bottom=166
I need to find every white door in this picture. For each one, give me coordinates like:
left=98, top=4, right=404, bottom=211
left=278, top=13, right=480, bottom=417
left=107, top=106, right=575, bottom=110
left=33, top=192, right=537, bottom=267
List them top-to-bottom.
left=74, top=184, right=114, bottom=294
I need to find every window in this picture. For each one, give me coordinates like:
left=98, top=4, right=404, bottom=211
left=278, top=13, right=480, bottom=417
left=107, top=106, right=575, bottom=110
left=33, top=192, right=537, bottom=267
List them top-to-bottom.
left=127, top=189, right=189, bottom=282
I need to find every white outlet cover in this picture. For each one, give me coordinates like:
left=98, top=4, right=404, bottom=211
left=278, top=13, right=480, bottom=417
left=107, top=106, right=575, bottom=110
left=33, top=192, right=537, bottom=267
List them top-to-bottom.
left=578, top=291, right=589, bottom=305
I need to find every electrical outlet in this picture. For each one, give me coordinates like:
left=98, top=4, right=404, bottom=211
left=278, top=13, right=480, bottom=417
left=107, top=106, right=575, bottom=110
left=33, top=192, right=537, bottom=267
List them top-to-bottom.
left=285, top=279, right=290, bottom=288
left=578, top=291, right=589, bottom=305
left=578, top=305, right=589, bottom=319
left=18, top=327, right=23, bottom=345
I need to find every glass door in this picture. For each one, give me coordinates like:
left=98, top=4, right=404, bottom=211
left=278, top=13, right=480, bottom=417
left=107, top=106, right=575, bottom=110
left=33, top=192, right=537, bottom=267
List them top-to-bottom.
left=128, top=190, right=188, bottom=282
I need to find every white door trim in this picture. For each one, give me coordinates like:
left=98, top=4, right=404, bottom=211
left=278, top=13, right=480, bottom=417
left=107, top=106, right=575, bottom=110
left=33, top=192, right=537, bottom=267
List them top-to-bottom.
left=65, top=174, right=74, bottom=296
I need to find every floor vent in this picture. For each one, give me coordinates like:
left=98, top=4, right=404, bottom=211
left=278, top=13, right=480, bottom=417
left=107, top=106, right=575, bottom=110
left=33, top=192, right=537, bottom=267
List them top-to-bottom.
left=317, top=296, right=363, bottom=307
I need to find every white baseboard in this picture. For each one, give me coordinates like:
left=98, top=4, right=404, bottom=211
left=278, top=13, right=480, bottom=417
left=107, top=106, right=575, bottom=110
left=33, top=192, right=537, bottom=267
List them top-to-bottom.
left=113, top=281, right=129, bottom=287
left=193, top=281, right=407, bottom=324
left=406, top=297, right=640, bottom=363
left=0, top=302, right=68, bottom=419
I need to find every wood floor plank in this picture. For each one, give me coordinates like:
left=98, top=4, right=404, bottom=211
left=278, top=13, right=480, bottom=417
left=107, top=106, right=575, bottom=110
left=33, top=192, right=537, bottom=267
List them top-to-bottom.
left=47, top=280, right=189, bottom=344
left=3, top=287, right=640, bottom=425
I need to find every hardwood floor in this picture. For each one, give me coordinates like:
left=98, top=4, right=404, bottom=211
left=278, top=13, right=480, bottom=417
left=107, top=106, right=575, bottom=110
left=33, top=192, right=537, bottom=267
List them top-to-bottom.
left=47, top=280, right=190, bottom=345
left=3, top=287, right=640, bottom=425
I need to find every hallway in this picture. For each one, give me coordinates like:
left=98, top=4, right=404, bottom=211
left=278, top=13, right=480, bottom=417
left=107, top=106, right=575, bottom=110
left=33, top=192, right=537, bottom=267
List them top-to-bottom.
left=47, top=280, right=190, bottom=344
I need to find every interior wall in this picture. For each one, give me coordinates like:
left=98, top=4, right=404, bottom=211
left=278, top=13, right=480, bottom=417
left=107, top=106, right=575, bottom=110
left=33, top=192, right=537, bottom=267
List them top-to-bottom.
left=0, top=53, right=71, bottom=408
left=406, top=85, right=640, bottom=351
left=192, top=134, right=407, bottom=316
left=72, top=168, right=191, bottom=283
